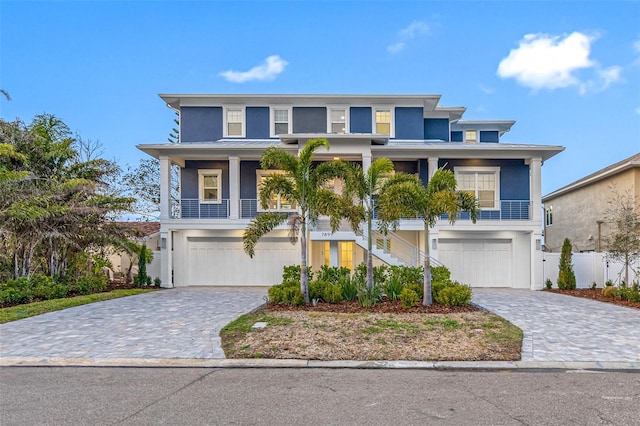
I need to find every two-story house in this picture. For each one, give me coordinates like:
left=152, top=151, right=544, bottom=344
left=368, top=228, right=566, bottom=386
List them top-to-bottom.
left=137, top=94, right=563, bottom=290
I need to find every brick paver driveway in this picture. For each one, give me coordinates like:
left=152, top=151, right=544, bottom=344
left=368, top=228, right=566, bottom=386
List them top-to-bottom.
left=0, top=287, right=266, bottom=360
left=472, top=289, right=640, bottom=362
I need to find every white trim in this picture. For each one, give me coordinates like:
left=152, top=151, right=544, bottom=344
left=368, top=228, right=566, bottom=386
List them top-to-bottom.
left=327, top=105, right=350, bottom=134
left=223, top=106, right=245, bottom=137
left=270, top=106, right=292, bottom=137
left=372, top=106, right=395, bottom=137
left=464, top=129, right=477, bottom=143
left=454, top=166, right=500, bottom=210
left=198, top=169, right=222, bottom=204
left=256, top=170, right=297, bottom=212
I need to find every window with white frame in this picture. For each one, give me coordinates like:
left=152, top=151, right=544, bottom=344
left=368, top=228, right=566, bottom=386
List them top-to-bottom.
left=224, top=107, right=245, bottom=137
left=271, top=107, right=291, bottom=136
left=328, top=108, right=348, bottom=134
left=374, top=108, right=393, bottom=135
left=465, top=130, right=477, bottom=143
left=455, top=167, right=500, bottom=209
left=198, top=169, right=222, bottom=204
left=256, top=170, right=297, bottom=212
left=545, top=206, right=553, bottom=226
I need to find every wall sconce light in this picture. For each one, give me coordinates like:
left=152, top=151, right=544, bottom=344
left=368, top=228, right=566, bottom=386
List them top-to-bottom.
left=161, top=238, right=167, bottom=249
left=432, top=239, right=438, bottom=250
left=536, top=239, right=541, bottom=251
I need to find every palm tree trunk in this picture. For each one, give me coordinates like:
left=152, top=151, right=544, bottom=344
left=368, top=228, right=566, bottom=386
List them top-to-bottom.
left=300, top=217, right=310, bottom=304
left=423, top=221, right=433, bottom=306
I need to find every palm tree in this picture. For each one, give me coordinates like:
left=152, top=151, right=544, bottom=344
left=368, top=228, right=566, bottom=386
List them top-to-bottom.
left=243, top=138, right=355, bottom=304
left=340, top=158, right=395, bottom=289
left=376, top=167, right=479, bottom=305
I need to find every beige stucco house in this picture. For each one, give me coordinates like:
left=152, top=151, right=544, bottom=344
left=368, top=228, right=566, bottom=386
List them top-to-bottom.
left=542, top=153, right=640, bottom=253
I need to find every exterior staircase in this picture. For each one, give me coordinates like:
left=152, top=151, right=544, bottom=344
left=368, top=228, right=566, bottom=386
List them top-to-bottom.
left=354, top=227, right=444, bottom=268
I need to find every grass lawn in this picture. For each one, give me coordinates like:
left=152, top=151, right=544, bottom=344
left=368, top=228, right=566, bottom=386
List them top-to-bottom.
left=0, top=289, right=156, bottom=324
left=221, top=308, right=523, bottom=361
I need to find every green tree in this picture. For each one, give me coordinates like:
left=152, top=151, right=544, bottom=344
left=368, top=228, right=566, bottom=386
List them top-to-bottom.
left=242, top=138, right=355, bottom=304
left=121, top=158, right=180, bottom=219
left=340, top=158, right=395, bottom=289
left=376, top=167, right=479, bottom=305
left=606, top=190, right=640, bottom=286
left=557, top=238, right=576, bottom=290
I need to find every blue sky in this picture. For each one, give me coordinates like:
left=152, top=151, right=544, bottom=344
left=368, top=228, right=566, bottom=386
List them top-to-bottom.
left=1, top=0, right=639, bottom=195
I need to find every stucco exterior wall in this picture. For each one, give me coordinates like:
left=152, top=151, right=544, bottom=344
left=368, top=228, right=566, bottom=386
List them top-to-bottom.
left=544, top=168, right=638, bottom=252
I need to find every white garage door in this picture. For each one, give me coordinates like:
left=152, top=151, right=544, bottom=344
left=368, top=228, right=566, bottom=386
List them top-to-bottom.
left=187, top=237, right=298, bottom=286
left=438, top=239, right=512, bottom=287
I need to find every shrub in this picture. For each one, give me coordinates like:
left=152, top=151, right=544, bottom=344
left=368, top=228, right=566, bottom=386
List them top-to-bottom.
left=557, top=238, right=576, bottom=290
left=282, top=265, right=313, bottom=283
left=316, top=265, right=350, bottom=285
left=388, top=265, right=423, bottom=286
left=431, top=266, right=451, bottom=283
left=72, top=274, right=107, bottom=295
left=339, top=276, right=359, bottom=301
left=383, top=276, right=404, bottom=301
left=154, top=277, right=161, bottom=287
left=545, top=278, right=553, bottom=289
left=431, top=279, right=450, bottom=301
left=267, top=280, right=305, bottom=306
left=309, top=280, right=330, bottom=302
left=605, top=280, right=614, bottom=287
left=406, top=281, right=424, bottom=299
left=435, top=283, right=473, bottom=306
left=323, top=284, right=343, bottom=304
left=357, top=284, right=383, bottom=308
left=602, top=286, right=618, bottom=298
left=619, top=286, right=640, bottom=302
left=399, top=287, right=420, bottom=309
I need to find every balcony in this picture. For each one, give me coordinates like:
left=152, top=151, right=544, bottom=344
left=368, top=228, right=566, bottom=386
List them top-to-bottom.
left=178, top=199, right=230, bottom=219
left=441, top=200, right=531, bottom=221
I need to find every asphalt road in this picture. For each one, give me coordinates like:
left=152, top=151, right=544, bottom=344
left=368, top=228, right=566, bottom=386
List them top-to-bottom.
left=1, top=367, right=639, bottom=425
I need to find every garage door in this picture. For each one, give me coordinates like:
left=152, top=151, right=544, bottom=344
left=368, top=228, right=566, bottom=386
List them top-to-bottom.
left=187, top=237, right=298, bottom=286
left=438, top=239, right=512, bottom=287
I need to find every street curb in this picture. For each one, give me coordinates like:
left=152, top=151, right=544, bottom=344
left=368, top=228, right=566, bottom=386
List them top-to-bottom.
left=1, top=357, right=639, bottom=371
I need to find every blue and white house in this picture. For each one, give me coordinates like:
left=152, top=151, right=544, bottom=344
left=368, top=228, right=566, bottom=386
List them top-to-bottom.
left=138, top=94, right=563, bottom=289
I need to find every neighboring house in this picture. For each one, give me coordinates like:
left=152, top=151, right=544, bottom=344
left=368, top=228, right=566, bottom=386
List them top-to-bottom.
left=138, top=94, right=563, bottom=289
left=542, top=153, right=640, bottom=253
left=108, top=222, right=161, bottom=280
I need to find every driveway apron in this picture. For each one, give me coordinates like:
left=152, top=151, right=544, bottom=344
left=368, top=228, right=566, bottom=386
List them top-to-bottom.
left=0, top=287, right=266, bottom=360
left=472, top=289, right=640, bottom=362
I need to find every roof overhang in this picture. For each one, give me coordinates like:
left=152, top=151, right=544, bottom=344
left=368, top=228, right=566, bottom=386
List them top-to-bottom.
left=450, top=120, right=516, bottom=136
left=279, top=133, right=388, bottom=145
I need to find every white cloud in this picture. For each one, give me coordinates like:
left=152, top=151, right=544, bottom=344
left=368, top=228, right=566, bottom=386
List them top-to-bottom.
left=399, top=21, right=429, bottom=38
left=497, top=32, right=596, bottom=90
left=387, top=42, right=406, bottom=54
left=219, top=55, right=288, bottom=83
left=478, top=84, right=494, bottom=95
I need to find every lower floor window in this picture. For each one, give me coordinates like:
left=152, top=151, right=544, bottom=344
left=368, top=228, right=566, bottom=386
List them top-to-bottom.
left=455, top=167, right=500, bottom=209
left=198, top=169, right=222, bottom=204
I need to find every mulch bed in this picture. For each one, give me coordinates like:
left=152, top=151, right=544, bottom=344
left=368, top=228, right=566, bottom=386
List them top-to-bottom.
left=545, top=288, right=640, bottom=310
left=266, top=298, right=478, bottom=314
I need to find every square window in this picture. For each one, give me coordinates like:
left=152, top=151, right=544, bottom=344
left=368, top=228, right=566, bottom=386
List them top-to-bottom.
left=272, top=107, right=291, bottom=136
left=225, top=108, right=244, bottom=137
left=329, top=108, right=347, bottom=134
left=374, top=108, right=393, bottom=135
left=465, top=130, right=477, bottom=143
left=455, top=167, right=500, bottom=210
left=199, top=169, right=222, bottom=204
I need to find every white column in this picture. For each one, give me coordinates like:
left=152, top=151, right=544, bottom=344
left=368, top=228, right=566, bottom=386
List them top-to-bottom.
left=362, top=153, right=372, bottom=173
left=159, top=156, right=171, bottom=220
left=229, top=156, right=240, bottom=219
left=428, top=157, right=439, bottom=180
left=529, top=157, right=542, bottom=223
left=160, top=230, right=173, bottom=288
left=531, top=230, right=543, bottom=290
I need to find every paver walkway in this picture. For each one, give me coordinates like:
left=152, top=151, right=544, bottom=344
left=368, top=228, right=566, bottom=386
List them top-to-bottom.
left=0, top=287, right=266, bottom=359
left=472, top=289, right=640, bottom=362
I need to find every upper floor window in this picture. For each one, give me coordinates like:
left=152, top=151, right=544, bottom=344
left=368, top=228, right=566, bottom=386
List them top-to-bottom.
left=224, top=107, right=245, bottom=137
left=271, top=107, right=291, bottom=136
left=328, top=107, right=348, bottom=134
left=374, top=108, right=393, bottom=135
left=465, top=130, right=477, bottom=143
left=455, top=167, right=500, bottom=209
left=198, top=169, right=222, bottom=204
left=256, top=170, right=297, bottom=212
left=545, top=206, right=553, bottom=226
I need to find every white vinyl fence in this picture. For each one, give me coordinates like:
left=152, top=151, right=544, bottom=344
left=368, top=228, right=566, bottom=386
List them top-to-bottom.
left=543, top=252, right=640, bottom=288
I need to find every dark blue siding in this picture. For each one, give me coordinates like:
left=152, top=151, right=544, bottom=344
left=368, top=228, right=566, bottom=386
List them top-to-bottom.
left=181, top=107, right=222, bottom=142
left=246, top=107, right=270, bottom=139
left=293, top=107, right=326, bottom=133
left=350, top=107, right=372, bottom=133
left=395, top=107, right=423, bottom=140
left=424, top=118, right=449, bottom=141
left=450, top=131, right=463, bottom=142
left=480, top=131, right=499, bottom=143
left=418, top=159, right=429, bottom=185
left=440, top=159, right=529, bottom=200
left=181, top=160, right=230, bottom=218
left=240, top=161, right=260, bottom=198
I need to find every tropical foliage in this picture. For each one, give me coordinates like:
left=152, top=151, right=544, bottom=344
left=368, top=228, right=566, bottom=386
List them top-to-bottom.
left=242, top=138, right=357, bottom=304
left=376, top=167, right=479, bottom=305
left=605, top=190, right=640, bottom=286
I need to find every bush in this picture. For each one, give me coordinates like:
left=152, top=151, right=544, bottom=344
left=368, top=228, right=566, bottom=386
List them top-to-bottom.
left=557, top=238, right=576, bottom=290
left=282, top=265, right=313, bottom=283
left=316, top=265, right=350, bottom=285
left=388, top=265, right=423, bottom=286
left=431, top=266, right=451, bottom=283
left=72, top=274, right=107, bottom=295
left=340, top=276, right=359, bottom=301
left=383, top=276, right=404, bottom=301
left=0, top=277, right=33, bottom=304
left=545, top=278, right=553, bottom=289
left=431, top=279, right=450, bottom=301
left=267, top=280, right=305, bottom=306
left=309, top=280, right=330, bottom=302
left=406, top=281, right=424, bottom=299
left=435, top=283, right=473, bottom=306
left=323, top=284, right=343, bottom=304
left=357, top=284, right=383, bottom=308
left=602, top=286, right=618, bottom=298
left=619, top=286, right=640, bottom=302
left=399, top=287, right=420, bottom=309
